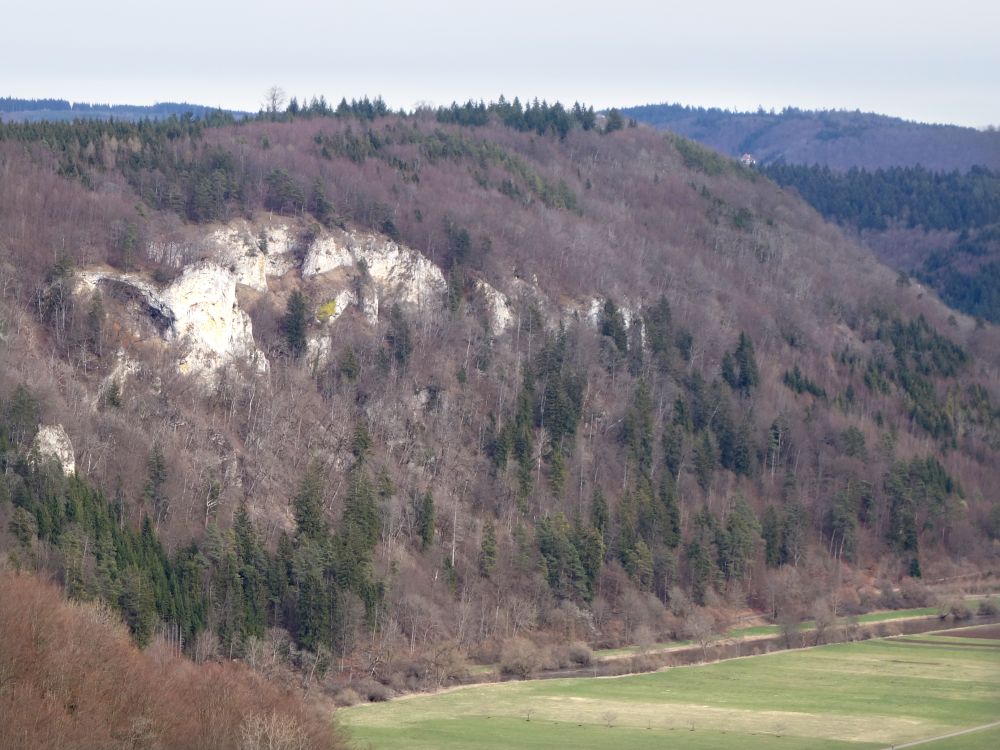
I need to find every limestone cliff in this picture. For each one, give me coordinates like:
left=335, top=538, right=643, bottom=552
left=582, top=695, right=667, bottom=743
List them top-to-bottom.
left=205, top=222, right=297, bottom=291
left=303, top=228, right=446, bottom=312
left=76, top=262, right=266, bottom=379
left=161, top=262, right=267, bottom=377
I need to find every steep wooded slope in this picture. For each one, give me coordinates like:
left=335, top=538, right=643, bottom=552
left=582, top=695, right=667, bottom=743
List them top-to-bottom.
left=1, top=110, right=999, bottom=690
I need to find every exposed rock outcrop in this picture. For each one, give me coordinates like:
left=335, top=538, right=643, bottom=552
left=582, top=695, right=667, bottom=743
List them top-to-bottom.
left=206, top=222, right=297, bottom=291
left=303, top=229, right=446, bottom=312
left=161, top=262, right=267, bottom=377
left=76, top=263, right=266, bottom=379
left=475, top=280, right=514, bottom=337
left=314, top=288, right=378, bottom=327
left=98, top=349, right=142, bottom=405
left=31, top=424, right=75, bottom=476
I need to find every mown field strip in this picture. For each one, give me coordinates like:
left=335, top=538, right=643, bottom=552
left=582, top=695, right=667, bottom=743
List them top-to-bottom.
left=340, top=630, right=1000, bottom=750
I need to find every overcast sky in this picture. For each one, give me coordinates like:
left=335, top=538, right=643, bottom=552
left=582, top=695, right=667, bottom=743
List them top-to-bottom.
left=4, top=1, right=998, bottom=127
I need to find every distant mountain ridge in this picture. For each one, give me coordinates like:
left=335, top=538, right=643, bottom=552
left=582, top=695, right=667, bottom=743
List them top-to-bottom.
left=0, top=96, right=248, bottom=122
left=621, top=103, right=1000, bottom=171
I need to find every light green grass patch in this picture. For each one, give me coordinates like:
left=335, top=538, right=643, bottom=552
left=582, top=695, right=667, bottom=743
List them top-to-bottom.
left=341, top=636, right=1000, bottom=750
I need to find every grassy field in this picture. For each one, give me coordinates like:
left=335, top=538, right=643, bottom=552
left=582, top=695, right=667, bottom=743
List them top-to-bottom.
left=340, top=627, right=1000, bottom=750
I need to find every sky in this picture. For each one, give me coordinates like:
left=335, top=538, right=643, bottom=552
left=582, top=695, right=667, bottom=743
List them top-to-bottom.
left=3, top=0, right=999, bottom=127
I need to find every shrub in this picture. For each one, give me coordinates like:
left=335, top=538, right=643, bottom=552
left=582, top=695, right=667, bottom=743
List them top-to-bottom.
left=316, top=299, right=339, bottom=322
left=0, top=571, right=346, bottom=750
left=899, top=577, right=935, bottom=607
left=977, top=598, right=999, bottom=616
left=938, top=600, right=972, bottom=622
left=500, top=637, right=542, bottom=679
left=567, top=641, right=593, bottom=667
left=353, top=677, right=393, bottom=702
left=333, top=688, right=362, bottom=707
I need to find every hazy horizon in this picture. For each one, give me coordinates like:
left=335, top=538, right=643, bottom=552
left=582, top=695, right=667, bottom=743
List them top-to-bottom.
left=4, top=0, right=998, bottom=129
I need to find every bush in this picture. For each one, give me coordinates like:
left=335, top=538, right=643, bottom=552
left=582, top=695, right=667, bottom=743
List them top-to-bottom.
left=0, top=571, right=346, bottom=750
left=899, top=577, right=935, bottom=607
left=977, top=599, right=999, bottom=616
left=938, top=600, right=972, bottom=622
left=499, top=637, right=542, bottom=679
left=566, top=642, right=593, bottom=667
left=353, top=677, right=393, bottom=702
left=333, top=688, right=362, bottom=707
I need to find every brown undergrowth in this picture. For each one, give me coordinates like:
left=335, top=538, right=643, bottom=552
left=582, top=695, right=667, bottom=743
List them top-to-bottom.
left=0, top=570, right=345, bottom=750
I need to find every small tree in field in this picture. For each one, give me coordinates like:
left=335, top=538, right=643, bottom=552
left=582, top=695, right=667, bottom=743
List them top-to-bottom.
left=684, top=609, right=720, bottom=660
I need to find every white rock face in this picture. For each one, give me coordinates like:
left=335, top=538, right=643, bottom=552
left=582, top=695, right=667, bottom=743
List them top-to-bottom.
left=206, top=223, right=296, bottom=291
left=303, top=230, right=446, bottom=312
left=302, top=234, right=354, bottom=278
left=161, top=262, right=268, bottom=377
left=76, top=263, right=266, bottom=379
left=476, top=280, right=513, bottom=336
left=314, top=288, right=379, bottom=327
left=306, top=335, right=332, bottom=367
left=32, top=425, right=75, bottom=476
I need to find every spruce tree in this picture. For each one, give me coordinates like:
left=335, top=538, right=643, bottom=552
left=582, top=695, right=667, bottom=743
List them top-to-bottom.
left=282, top=290, right=308, bottom=358
left=294, top=463, right=327, bottom=541
left=416, top=491, right=435, bottom=551
left=479, top=519, right=497, bottom=577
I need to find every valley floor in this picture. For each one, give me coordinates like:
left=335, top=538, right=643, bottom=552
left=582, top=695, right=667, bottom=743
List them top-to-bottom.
left=340, top=625, right=1000, bottom=750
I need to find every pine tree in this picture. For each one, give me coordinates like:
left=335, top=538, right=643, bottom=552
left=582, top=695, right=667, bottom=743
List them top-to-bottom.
left=308, top=179, right=334, bottom=226
left=600, top=299, right=628, bottom=353
left=386, top=303, right=412, bottom=368
left=351, top=422, right=372, bottom=461
left=657, top=478, right=681, bottom=548
left=719, top=495, right=761, bottom=581
left=233, top=502, right=267, bottom=636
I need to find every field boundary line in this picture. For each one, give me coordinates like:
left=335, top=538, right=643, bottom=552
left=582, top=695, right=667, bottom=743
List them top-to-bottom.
left=881, top=720, right=1000, bottom=749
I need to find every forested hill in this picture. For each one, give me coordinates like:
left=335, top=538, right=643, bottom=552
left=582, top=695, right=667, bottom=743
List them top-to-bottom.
left=0, top=96, right=248, bottom=123
left=1, top=98, right=999, bottom=704
left=620, top=103, right=1000, bottom=171
left=761, top=163, right=1000, bottom=323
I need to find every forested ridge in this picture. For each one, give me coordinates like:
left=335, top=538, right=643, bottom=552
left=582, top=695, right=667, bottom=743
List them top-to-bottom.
left=1, top=98, right=999, bottom=708
left=622, top=102, right=1000, bottom=171
left=761, top=163, right=1000, bottom=323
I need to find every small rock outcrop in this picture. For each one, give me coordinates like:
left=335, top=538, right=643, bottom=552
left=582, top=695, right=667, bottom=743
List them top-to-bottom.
left=476, top=281, right=514, bottom=336
left=31, top=424, right=75, bottom=475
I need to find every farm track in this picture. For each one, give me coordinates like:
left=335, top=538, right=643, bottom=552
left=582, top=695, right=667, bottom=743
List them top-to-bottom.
left=881, top=720, right=1000, bottom=749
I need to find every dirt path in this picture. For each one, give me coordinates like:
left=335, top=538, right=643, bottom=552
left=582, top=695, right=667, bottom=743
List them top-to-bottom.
left=880, top=720, right=1000, bottom=749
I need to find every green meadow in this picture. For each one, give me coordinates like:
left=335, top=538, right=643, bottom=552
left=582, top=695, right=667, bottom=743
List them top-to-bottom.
left=340, top=627, right=1000, bottom=750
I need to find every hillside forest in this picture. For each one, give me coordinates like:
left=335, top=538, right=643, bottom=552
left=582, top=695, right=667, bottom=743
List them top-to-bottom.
left=1, top=98, right=999, bottom=706
left=761, top=163, right=1000, bottom=325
